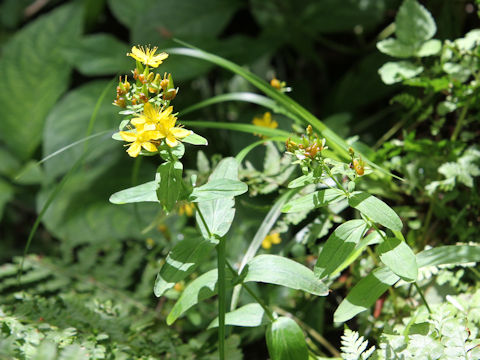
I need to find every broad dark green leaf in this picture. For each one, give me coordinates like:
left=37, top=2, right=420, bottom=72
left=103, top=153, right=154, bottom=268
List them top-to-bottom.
left=395, top=0, right=436, bottom=45
left=0, top=4, right=82, bottom=159
left=62, top=34, right=131, bottom=76
left=43, top=81, right=119, bottom=181
left=182, top=132, right=208, bottom=146
left=196, top=158, right=239, bottom=238
left=157, top=161, right=183, bottom=213
left=109, top=178, right=159, bottom=204
left=0, top=179, right=13, bottom=221
left=189, top=179, right=248, bottom=202
left=281, top=188, right=345, bottom=213
left=348, top=192, right=403, bottom=231
left=315, top=220, right=368, bottom=278
left=154, top=236, right=217, bottom=297
left=377, top=237, right=418, bottom=282
left=416, top=245, right=480, bottom=268
left=242, top=255, right=328, bottom=296
left=334, top=266, right=400, bottom=323
left=167, top=268, right=235, bottom=325
left=208, top=303, right=269, bottom=329
left=266, top=317, right=308, bottom=360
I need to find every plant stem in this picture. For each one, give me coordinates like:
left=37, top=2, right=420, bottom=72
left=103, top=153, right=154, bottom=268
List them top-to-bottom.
left=451, top=102, right=469, bottom=141
left=217, top=238, right=226, bottom=360
left=414, top=282, right=432, bottom=314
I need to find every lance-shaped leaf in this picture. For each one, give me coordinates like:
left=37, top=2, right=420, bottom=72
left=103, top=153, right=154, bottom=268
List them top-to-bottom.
left=182, top=132, right=208, bottom=145
left=196, top=158, right=240, bottom=238
left=157, top=161, right=183, bottom=213
left=109, top=176, right=159, bottom=204
left=189, top=178, right=247, bottom=202
left=282, top=188, right=345, bottom=213
left=348, top=192, right=403, bottom=231
left=315, top=220, right=368, bottom=278
left=154, top=236, right=217, bottom=297
left=377, top=237, right=417, bottom=282
left=416, top=245, right=480, bottom=268
left=242, top=255, right=328, bottom=296
left=334, top=266, right=400, bottom=323
left=167, top=268, right=235, bottom=325
left=208, top=303, right=270, bottom=329
left=266, top=317, right=309, bottom=360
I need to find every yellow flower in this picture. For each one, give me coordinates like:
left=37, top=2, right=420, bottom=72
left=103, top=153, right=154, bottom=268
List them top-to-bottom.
left=127, top=46, right=168, bottom=68
left=131, top=103, right=174, bottom=131
left=157, top=112, right=191, bottom=148
left=252, top=112, right=278, bottom=132
left=119, top=126, right=162, bottom=157
left=178, top=202, right=195, bottom=217
left=261, top=232, right=281, bottom=249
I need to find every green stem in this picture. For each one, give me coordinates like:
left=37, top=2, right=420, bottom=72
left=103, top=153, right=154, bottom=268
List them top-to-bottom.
left=451, top=102, right=469, bottom=141
left=322, top=162, right=347, bottom=195
left=217, top=238, right=226, bottom=360
left=226, top=262, right=275, bottom=322
left=414, top=282, right=432, bottom=314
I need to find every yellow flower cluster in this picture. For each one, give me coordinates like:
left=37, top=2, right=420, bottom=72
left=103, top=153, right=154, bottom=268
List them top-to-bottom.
left=119, top=103, right=191, bottom=157
left=178, top=202, right=195, bottom=217
left=261, top=232, right=281, bottom=249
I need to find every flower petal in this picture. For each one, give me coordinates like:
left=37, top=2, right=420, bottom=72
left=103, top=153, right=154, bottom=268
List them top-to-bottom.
left=171, top=127, right=191, bottom=139
left=119, top=131, right=137, bottom=142
left=165, top=136, right=178, bottom=148
left=127, top=142, right=141, bottom=157
left=142, top=142, right=157, bottom=153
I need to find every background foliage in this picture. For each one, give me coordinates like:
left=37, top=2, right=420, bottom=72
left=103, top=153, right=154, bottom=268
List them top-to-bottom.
left=0, top=0, right=479, bottom=359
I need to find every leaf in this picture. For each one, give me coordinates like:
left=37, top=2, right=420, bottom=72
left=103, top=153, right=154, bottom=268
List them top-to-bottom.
left=395, top=0, right=436, bottom=45
left=0, top=4, right=82, bottom=159
left=61, top=34, right=131, bottom=76
left=376, top=38, right=415, bottom=58
left=415, top=39, right=442, bottom=57
left=378, top=61, right=424, bottom=85
left=43, top=81, right=119, bottom=181
left=182, top=132, right=208, bottom=146
left=196, top=158, right=239, bottom=238
left=157, top=161, right=183, bottom=213
left=287, top=173, right=315, bottom=188
left=0, top=179, right=14, bottom=221
left=109, top=179, right=159, bottom=204
left=189, top=179, right=248, bottom=202
left=281, top=188, right=345, bottom=213
left=348, top=192, right=403, bottom=231
left=315, top=220, right=368, bottom=278
left=154, top=236, right=217, bottom=297
left=377, top=237, right=418, bottom=282
left=416, top=245, right=480, bottom=268
left=242, top=255, right=328, bottom=296
left=334, top=266, right=400, bottom=323
left=166, top=268, right=235, bottom=325
left=208, top=303, right=270, bottom=328
left=266, top=317, right=309, bottom=360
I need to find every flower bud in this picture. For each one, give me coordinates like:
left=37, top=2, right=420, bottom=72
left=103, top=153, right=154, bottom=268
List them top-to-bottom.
left=147, top=72, right=154, bottom=82
left=270, top=77, right=281, bottom=89
left=163, top=88, right=177, bottom=100
left=306, top=125, right=313, bottom=136
left=353, top=158, right=365, bottom=176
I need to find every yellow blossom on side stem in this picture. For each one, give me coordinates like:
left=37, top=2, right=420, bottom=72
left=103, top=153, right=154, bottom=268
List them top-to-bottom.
left=127, top=46, right=168, bottom=68
left=131, top=103, right=174, bottom=131
left=252, top=112, right=278, bottom=138
left=157, top=113, right=191, bottom=148
left=261, top=232, right=282, bottom=249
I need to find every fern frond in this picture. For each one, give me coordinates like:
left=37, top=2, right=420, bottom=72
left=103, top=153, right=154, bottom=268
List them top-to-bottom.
left=341, top=329, right=375, bottom=360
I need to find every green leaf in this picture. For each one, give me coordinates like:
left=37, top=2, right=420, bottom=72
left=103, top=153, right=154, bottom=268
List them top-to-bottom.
left=395, top=0, right=436, bottom=45
left=0, top=4, right=82, bottom=159
left=61, top=34, right=131, bottom=76
left=376, top=38, right=415, bottom=58
left=415, top=39, right=442, bottom=57
left=378, top=61, right=424, bottom=85
left=43, top=81, right=119, bottom=180
left=182, top=132, right=208, bottom=146
left=196, top=158, right=239, bottom=238
left=157, top=161, right=183, bottom=213
left=287, top=173, right=315, bottom=188
left=0, top=179, right=14, bottom=221
left=109, top=179, right=159, bottom=204
left=189, top=179, right=248, bottom=202
left=282, top=188, right=345, bottom=213
left=348, top=192, right=403, bottom=231
left=315, top=220, right=368, bottom=278
left=154, top=236, right=217, bottom=297
left=377, top=237, right=418, bottom=282
left=416, top=245, right=480, bottom=268
left=242, top=255, right=328, bottom=296
left=334, top=266, right=400, bottom=323
left=167, top=268, right=235, bottom=325
left=208, top=303, right=270, bottom=329
left=266, top=317, right=309, bottom=360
